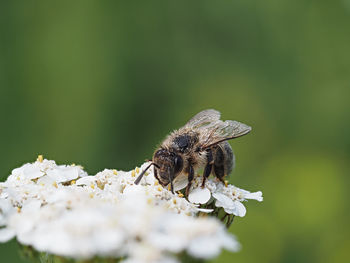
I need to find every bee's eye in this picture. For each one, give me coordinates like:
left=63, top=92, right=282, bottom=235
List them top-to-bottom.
left=174, top=155, right=183, bottom=174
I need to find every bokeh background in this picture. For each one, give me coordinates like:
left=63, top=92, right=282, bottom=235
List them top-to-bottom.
left=1, top=1, right=350, bottom=262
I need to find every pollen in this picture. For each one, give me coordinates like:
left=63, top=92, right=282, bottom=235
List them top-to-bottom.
left=37, top=155, right=43, bottom=163
left=71, top=163, right=76, bottom=166
left=136, top=167, right=140, bottom=174
left=112, top=169, right=118, bottom=175
left=131, top=170, right=136, bottom=177
left=71, top=180, right=76, bottom=185
left=96, top=180, right=104, bottom=190
left=154, top=180, right=159, bottom=185
left=224, top=180, right=228, bottom=187
left=52, top=182, right=58, bottom=188
left=90, top=184, right=95, bottom=189
left=168, top=185, right=171, bottom=191
left=157, top=186, right=163, bottom=192
left=177, top=192, right=184, bottom=198
left=89, top=193, right=94, bottom=198
left=147, top=198, right=152, bottom=204
left=173, top=199, right=177, bottom=204
left=17, top=207, right=21, bottom=213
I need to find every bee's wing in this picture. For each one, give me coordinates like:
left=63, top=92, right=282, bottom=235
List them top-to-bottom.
left=184, top=109, right=221, bottom=130
left=199, top=119, right=252, bottom=149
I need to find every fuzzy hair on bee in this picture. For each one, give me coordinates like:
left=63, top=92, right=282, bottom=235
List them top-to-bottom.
left=134, top=109, right=252, bottom=197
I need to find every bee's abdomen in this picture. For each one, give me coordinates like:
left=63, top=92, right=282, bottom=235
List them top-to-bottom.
left=213, top=141, right=235, bottom=177
left=222, top=141, right=234, bottom=175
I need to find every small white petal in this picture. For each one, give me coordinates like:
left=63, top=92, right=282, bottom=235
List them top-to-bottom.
left=23, top=166, right=45, bottom=180
left=46, top=166, right=79, bottom=183
left=172, top=173, right=188, bottom=191
left=37, top=176, right=55, bottom=187
left=75, top=176, right=96, bottom=186
left=188, top=187, right=211, bottom=204
left=244, top=191, right=263, bottom=202
left=212, top=192, right=234, bottom=208
left=225, top=201, right=246, bottom=217
left=196, top=208, right=214, bottom=213
left=0, top=228, right=15, bottom=242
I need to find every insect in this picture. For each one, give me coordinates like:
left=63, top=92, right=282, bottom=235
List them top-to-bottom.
left=134, top=109, right=251, bottom=196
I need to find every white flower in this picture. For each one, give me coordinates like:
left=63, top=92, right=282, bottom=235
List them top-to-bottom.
left=0, top=157, right=248, bottom=261
left=187, top=175, right=263, bottom=217
left=212, top=183, right=262, bottom=217
left=212, top=192, right=247, bottom=216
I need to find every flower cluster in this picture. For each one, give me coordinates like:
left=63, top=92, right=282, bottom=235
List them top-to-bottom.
left=0, top=156, right=262, bottom=262
left=186, top=175, right=263, bottom=217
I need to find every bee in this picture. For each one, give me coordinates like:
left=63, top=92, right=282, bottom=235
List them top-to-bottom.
left=134, top=109, right=251, bottom=196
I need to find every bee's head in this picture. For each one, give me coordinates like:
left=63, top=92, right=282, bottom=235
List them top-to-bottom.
left=153, top=148, right=183, bottom=187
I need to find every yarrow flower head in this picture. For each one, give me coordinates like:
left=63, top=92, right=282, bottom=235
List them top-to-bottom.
left=0, top=156, right=262, bottom=262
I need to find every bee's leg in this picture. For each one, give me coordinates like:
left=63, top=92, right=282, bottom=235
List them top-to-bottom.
left=201, top=149, right=213, bottom=188
left=201, top=163, right=212, bottom=188
left=185, top=165, right=194, bottom=197
left=214, top=165, right=226, bottom=184
left=154, top=169, right=161, bottom=183
left=170, top=180, right=174, bottom=194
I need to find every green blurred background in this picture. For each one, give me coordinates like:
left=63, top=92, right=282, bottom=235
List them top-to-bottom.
left=1, top=1, right=349, bottom=262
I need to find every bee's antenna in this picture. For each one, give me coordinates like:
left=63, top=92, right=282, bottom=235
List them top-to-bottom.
left=134, top=162, right=158, bottom=185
